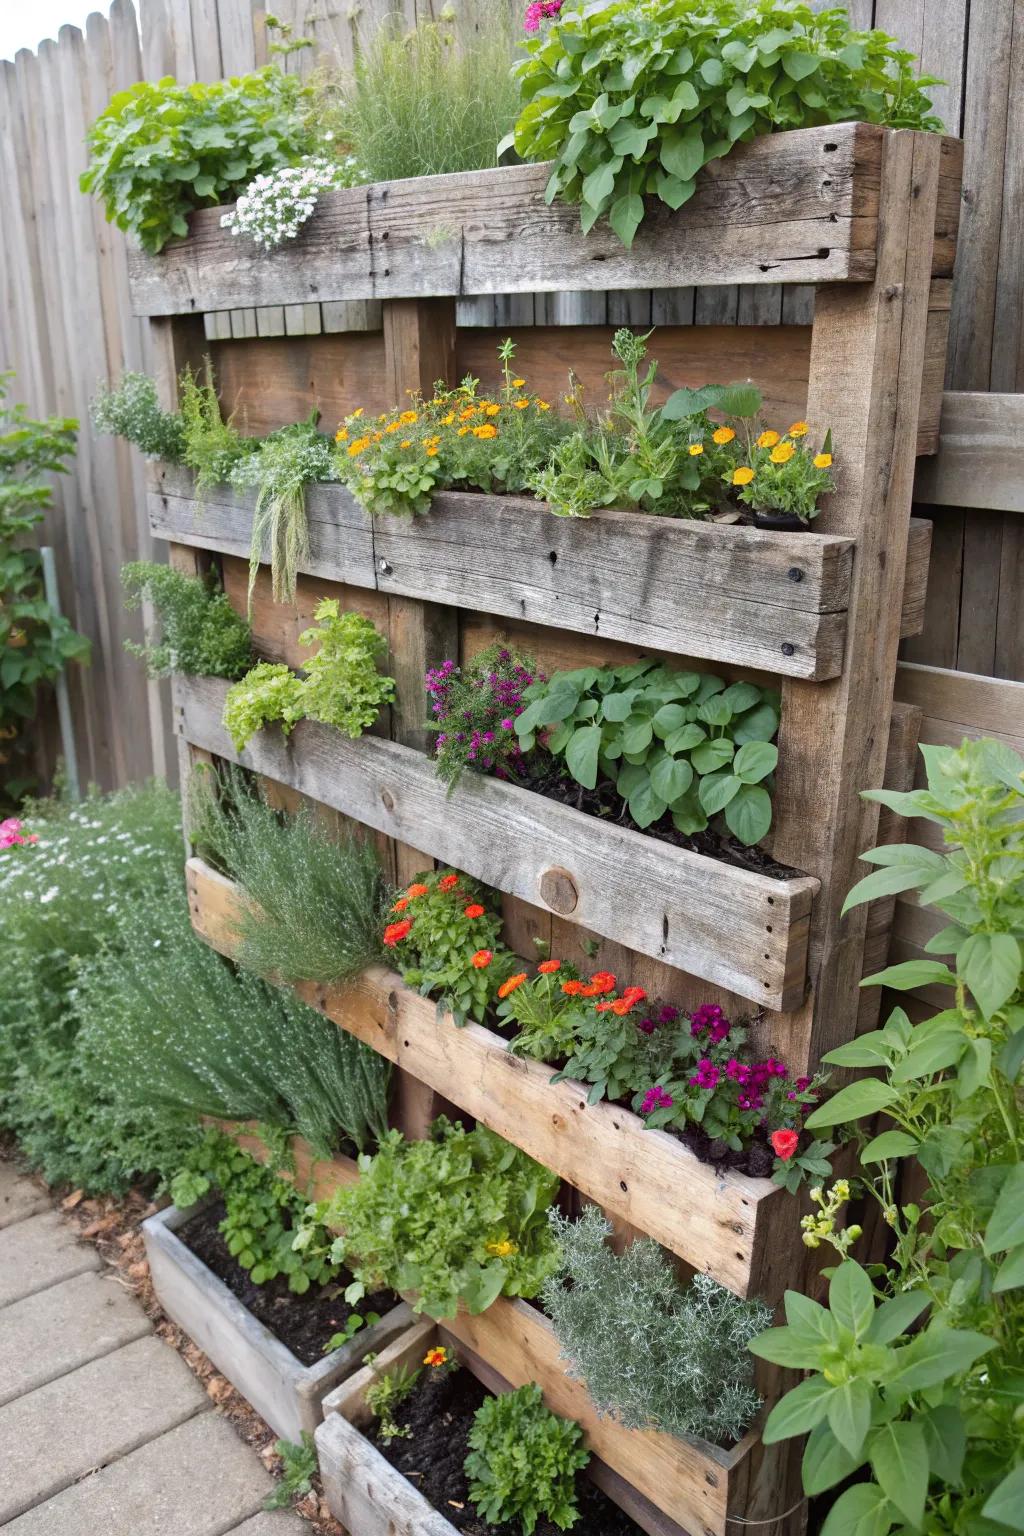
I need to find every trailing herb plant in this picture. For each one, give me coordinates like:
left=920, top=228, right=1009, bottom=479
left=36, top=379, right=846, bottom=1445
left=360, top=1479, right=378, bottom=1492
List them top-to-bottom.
left=510, top=1, right=943, bottom=247
left=179, top=364, right=252, bottom=502
left=91, top=372, right=185, bottom=461
left=230, top=414, right=335, bottom=607
left=121, top=562, right=254, bottom=680
left=427, top=641, right=540, bottom=791
left=749, top=738, right=1024, bottom=1536
left=191, top=765, right=391, bottom=987
left=383, top=867, right=517, bottom=1025
left=301, top=1118, right=560, bottom=1319
left=544, top=1205, right=770, bottom=1445
left=465, top=1382, right=589, bottom=1534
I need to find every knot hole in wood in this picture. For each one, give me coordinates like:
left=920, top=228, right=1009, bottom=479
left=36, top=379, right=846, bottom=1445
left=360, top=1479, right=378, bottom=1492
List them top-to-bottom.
left=539, top=866, right=579, bottom=914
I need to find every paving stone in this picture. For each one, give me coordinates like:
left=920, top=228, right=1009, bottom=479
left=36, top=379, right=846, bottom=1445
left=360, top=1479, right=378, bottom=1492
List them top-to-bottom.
left=0, top=1161, right=50, bottom=1230
left=0, top=1211, right=100, bottom=1309
left=0, top=1270, right=151, bottom=1406
left=0, top=1334, right=208, bottom=1523
left=3, top=1413, right=276, bottom=1536
left=228, top=1511, right=311, bottom=1535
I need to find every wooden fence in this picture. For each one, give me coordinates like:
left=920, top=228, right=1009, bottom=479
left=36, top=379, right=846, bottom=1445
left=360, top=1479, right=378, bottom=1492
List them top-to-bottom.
left=0, top=0, right=1022, bottom=797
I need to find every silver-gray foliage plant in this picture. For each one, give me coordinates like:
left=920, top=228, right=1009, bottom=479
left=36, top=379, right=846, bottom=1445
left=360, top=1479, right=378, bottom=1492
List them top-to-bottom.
left=542, top=1206, right=771, bottom=1447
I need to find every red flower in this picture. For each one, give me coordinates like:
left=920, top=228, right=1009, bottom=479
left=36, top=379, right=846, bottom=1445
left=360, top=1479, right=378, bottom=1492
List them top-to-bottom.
left=438, top=874, right=459, bottom=892
left=406, top=883, right=429, bottom=899
left=391, top=897, right=409, bottom=913
left=464, top=903, right=486, bottom=919
left=383, top=919, right=413, bottom=947
left=471, top=949, right=493, bottom=969
left=538, top=960, right=560, bottom=974
left=589, top=971, right=617, bottom=993
left=498, top=973, right=527, bottom=999
left=561, top=979, right=584, bottom=996
left=621, top=986, right=647, bottom=1007
left=771, top=1128, right=800, bottom=1162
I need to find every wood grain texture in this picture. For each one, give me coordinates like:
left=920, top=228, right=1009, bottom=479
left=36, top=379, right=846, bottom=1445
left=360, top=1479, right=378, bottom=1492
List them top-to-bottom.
left=126, top=123, right=883, bottom=316
left=915, top=391, right=1024, bottom=512
left=177, top=677, right=818, bottom=1010
left=186, top=855, right=792, bottom=1302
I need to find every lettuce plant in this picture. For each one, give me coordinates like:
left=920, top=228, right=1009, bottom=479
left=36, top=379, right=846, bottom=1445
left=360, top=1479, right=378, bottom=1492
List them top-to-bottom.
left=465, top=1382, right=589, bottom=1534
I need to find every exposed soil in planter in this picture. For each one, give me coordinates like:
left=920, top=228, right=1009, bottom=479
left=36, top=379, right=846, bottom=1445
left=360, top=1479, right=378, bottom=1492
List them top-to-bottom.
left=520, top=761, right=796, bottom=878
left=181, top=1201, right=395, bottom=1367
left=370, top=1365, right=644, bottom=1535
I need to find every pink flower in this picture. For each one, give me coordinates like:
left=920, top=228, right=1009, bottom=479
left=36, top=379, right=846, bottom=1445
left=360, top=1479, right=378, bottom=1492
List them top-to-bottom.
left=524, top=0, right=562, bottom=31
left=0, top=818, right=37, bottom=847
left=690, top=1003, right=730, bottom=1043
left=689, top=1058, right=720, bottom=1091
left=640, top=1086, right=674, bottom=1115
left=771, top=1128, right=800, bottom=1161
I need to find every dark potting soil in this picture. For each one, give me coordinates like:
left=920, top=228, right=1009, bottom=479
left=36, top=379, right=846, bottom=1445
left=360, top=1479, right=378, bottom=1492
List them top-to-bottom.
left=520, top=761, right=795, bottom=879
left=179, top=1200, right=395, bottom=1367
left=370, top=1366, right=645, bottom=1536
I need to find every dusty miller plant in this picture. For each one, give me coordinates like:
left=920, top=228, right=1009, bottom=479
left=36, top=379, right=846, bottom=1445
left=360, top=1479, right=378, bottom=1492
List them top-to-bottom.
left=543, top=1206, right=769, bottom=1445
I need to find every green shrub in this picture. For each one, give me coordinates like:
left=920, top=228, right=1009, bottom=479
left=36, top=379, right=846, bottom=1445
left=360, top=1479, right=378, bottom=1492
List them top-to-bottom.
left=512, top=0, right=943, bottom=246
left=81, top=68, right=319, bottom=254
left=179, top=364, right=252, bottom=500
left=91, top=373, right=185, bottom=461
left=121, top=562, right=254, bottom=681
left=192, top=766, right=390, bottom=987
left=309, top=1118, right=560, bottom=1319
left=544, top=1206, right=769, bottom=1445
left=465, top=1383, right=589, bottom=1534
left=263, top=1433, right=318, bottom=1510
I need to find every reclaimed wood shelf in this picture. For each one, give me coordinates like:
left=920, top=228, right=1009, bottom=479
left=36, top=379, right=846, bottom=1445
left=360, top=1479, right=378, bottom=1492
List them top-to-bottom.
left=150, top=466, right=933, bottom=677
left=177, top=677, right=818, bottom=1010
left=187, top=857, right=793, bottom=1302
left=319, top=1312, right=792, bottom=1536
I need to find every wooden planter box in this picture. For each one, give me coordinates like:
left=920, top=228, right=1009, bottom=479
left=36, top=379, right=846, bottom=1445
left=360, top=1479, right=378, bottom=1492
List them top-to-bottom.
left=176, top=674, right=819, bottom=1011
left=186, top=857, right=793, bottom=1303
left=143, top=1197, right=413, bottom=1442
left=317, top=1309, right=792, bottom=1536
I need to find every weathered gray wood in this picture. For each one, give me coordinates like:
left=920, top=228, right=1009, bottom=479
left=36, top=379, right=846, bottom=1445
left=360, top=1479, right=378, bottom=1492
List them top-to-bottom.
left=126, top=123, right=883, bottom=316
left=914, top=392, right=1024, bottom=512
left=149, top=468, right=856, bottom=677
left=176, top=675, right=818, bottom=1010
left=143, top=1203, right=413, bottom=1442
left=317, top=1410, right=460, bottom=1536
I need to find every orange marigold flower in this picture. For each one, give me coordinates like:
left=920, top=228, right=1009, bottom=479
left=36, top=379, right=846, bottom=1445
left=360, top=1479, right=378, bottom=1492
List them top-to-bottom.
left=512, top=378, right=526, bottom=388
left=514, top=399, right=530, bottom=411
left=484, top=403, right=501, bottom=416
left=459, top=405, right=478, bottom=420
left=399, top=410, right=419, bottom=425
left=441, top=412, right=456, bottom=426
left=384, top=421, right=400, bottom=434
left=787, top=421, right=809, bottom=438
left=473, top=423, right=498, bottom=440
left=457, top=426, right=471, bottom=437
left=712, top=426, right=735, bottom=444
left=756, top=430, right=780, bottom=449
left=372, top=431, right=383, bottom=442
left=347, top=437, right=371, bottom=458
left=400, top=439, right=412, bottom=449
left=688, top=442, right=704, bottom=457
left=770, top=442, right=796, bottom=465
left=814, top=452, right=833, bottom=469
left=733, top=466, right=755, bottom=486
left=438, top=874, right=459, bottom=892
left=406, top=883, right=429, bottom=899
left=391, top=898, right=409, bottom=913
left=464, top=903, right=486, bottom=919
left=383, top=919, right=413, bottom=947
left=471, top=949, right=493, bottom=969
left=538, top=960, right=561, bottom=974
left=590, top=971, right=617, bottom=993
left=498, top=973, right=528, bottom=999
left=561, top=979, right=585, bottom=996
left=621, top=985, right=647, bottom=1006
left=595, top=1000, right=617, bottom=1013
left=424, top=1347, right=448, bottom=1368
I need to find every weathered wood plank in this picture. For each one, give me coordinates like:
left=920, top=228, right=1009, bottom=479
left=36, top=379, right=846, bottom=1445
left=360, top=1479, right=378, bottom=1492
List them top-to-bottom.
left=126, top=123, right=883, bottom=316
left=914, top=392, right=1024, bottom=512
left=900, top=518, right=933, bottom=639
left=177, top=677, right=817, bottom=1010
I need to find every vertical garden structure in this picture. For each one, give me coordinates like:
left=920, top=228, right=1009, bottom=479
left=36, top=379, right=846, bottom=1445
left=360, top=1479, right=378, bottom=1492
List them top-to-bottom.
left=128, top=119, right=962, bottom=1535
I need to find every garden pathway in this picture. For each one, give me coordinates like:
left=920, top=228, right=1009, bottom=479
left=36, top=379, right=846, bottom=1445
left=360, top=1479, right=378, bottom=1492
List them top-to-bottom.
left=0, top=1158, right=307, bottom=1535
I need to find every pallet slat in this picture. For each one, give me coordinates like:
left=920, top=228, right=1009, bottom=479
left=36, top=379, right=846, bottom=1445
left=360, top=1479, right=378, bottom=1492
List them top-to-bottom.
left=176, top=677, right=818, bottom=1010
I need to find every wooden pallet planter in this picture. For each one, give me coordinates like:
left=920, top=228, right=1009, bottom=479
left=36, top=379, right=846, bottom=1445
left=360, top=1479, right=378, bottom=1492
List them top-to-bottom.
left=150, top=467, right=933, bottom=677
left=176, top=675, right=818, bottom=1011
left=187, top=856, right=792, bottom=1302
left=143, top=1200, right=412, bottom=1442
left=318, top=1313, right=790, bottom=1536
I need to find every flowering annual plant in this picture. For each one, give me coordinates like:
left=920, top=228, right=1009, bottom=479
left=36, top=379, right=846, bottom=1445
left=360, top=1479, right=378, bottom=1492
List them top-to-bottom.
left=524, top=1, right=563, bottom=32
left=220, top=155, right=365, bottom=250
left=730, top=422, right=835, bottom=523
left=427, top=642, right=541, bottom=792
left=0, top=817, right=38, bottom=847
left=382, top=868, right=516, bottom=1025
left=499, top=959, right=584, bottom=1061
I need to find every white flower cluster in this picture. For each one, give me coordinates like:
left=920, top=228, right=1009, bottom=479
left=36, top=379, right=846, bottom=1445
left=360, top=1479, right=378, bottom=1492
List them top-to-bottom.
left=220, top=156, right=363, bottom=251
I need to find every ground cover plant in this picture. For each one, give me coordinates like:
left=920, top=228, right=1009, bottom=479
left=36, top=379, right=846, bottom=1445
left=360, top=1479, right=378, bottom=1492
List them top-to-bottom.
left=511, top=0, right=943, bottom=247
left=0, top=375, right=89, bottom=807
left=121, top=561, right=254, bottom=681
left=749, top=738, right=1024, bottom=1535
left=543, top=1205, right=770, bottom=1445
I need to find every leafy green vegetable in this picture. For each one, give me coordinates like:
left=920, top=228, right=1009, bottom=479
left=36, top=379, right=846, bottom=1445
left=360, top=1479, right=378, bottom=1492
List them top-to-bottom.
left=465, top=1383, right=589, bottom=1534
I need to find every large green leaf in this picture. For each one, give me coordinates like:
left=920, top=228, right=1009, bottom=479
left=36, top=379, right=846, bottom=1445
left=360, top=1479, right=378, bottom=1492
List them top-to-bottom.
left=660, top=125, right=704, bottom=181
left=609, top=191, right=644, bottom=248
left=565, top=724, right=603, bottom=790
left=733, top=740, right=778, bottom=784
left=650, top=753, right=693, bottom=803
left=698, top=771, right=740, bottom=816
left=725, top=783, right=772, bottom=846
left=959, top=932, right=1022, bottom=1019
left=861, top=960, right=957, bottom=991
left=805, top=1078, right=898, bottom=1129
left=984, top=1164, right=1024, bottom=1255
left=829, top=1262, right=875, bottom=1340
left=865, top=1290, right=930, bottom=1345
left=748, top=1323, right=827, bottom=1370
left=889, top=1327, right=994, bottom=1392
left=761, top=1376, right=835, bottom=1442
left=826, top=1377, right=873, bottom=1458
left=802, top=1421, right=865, bottom=1496
left=868, top=1422, right=929, bottom=1530
left=981, top=1463, right=1024, bottom=1531
left=819, top=1483, right=894, bottom=1536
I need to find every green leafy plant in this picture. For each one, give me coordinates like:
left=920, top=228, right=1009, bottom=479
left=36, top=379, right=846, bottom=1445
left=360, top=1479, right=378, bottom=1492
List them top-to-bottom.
left=511, top=1, right=943, bottom=247
left=81, top=67, right=319, bottom=254
left=179, top=363, right=252, bottom=501
left=91, top=372, right=185, bottom=461
left=0, top=375, right=90, bottom=806
left=229, top=415, right=335, bottom=607
left=733, top=423, right=834, bottom=523
left=121, top=562, right=253, bottom=681
left=515, top=657, right=780, bottom=844
left=222, top=662, right=305, bottom=752
left=748, top=737, right=1024, bottom=1534
left=192, top=765, right=391, bottom=987
left=383, top=867, right=516, bottom=1026
left=500, top=959, right=584, bottom=1062
left=310, top=1118, right=560, bottom=1319
left=543, top=1205, right=770, bottom=1445
left=324, top=1309, right=381, bottom=1351
left=364, top=1358, right=422, bottom=1441
left=465, top=1382, right=589, bottom=1534
left=263, top=1432, right=317, bottom=1510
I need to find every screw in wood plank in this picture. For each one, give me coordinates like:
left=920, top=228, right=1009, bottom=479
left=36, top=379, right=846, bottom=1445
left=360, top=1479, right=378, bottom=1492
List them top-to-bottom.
left=787, top=567, right=803, bottom=582
left=781, top=642, right=796, bottom=656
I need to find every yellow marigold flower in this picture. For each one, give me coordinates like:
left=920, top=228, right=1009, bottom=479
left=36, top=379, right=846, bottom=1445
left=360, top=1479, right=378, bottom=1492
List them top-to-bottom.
left=512, top=378, right=526, bottom=388
left=514, top=399, right=530, bottom=411
left=537, top=400, right=551, bottom=411
left=484, top=403, right=501, bottom=417
left=460, top=405, right=478, bottom=420
left=351, top=407, right=364, bottom=420
left=399, top=410, right=419, bottom=426
left=441, top=411, right=456, bottom=426
left=378, top=413, right=387, bottom=422
left=788, top=420, right=809, bottom=437
left=384, top=421, right=400, bottom=434
left=473, top=423, right=498, bottom=440
left=457, top=426, right=471, bottom=437
left=712, top=426, right=735, bottom=444
left=335, top=428, right=348, bottom=442
left=756, top=430, right=779, bottom=449
left=347, top=436, right=371, bottom=457
left=400, top=439, right=412, bottom=449
left=688, top=442, right=704, bottom=457
left=770, top=442, right=796, bottom=465
left=814, top=452, right=833, bottom=469
left=733, top=466, right=755, bottom=486
left=486, top=1239, right=518, bottom=1258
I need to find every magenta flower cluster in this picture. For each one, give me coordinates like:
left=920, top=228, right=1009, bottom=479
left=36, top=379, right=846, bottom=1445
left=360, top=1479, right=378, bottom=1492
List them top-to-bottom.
left=524, top=0, right=562, bottom=31
left=428, top=645, right=542, bottom=791
left=636, top=1002, right=679, bottom=1035
left=690, top=1003, right=731, bottom=1043
left=640, top=1085, right=674, bottom=1114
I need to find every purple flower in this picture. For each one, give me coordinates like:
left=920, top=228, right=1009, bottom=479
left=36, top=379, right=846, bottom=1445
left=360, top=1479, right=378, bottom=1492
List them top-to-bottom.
left=501, top=718, right=514, bottom=730
left=689, top=1003, right=730, bottom=1043
left=658, top=1004, right=679, bottom=1025
left=636, top=1017, right=658, bottom=1036
left=688, top=1058, right=721, bottom=1091
left=640, top=1086, right=674, bottom=1115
